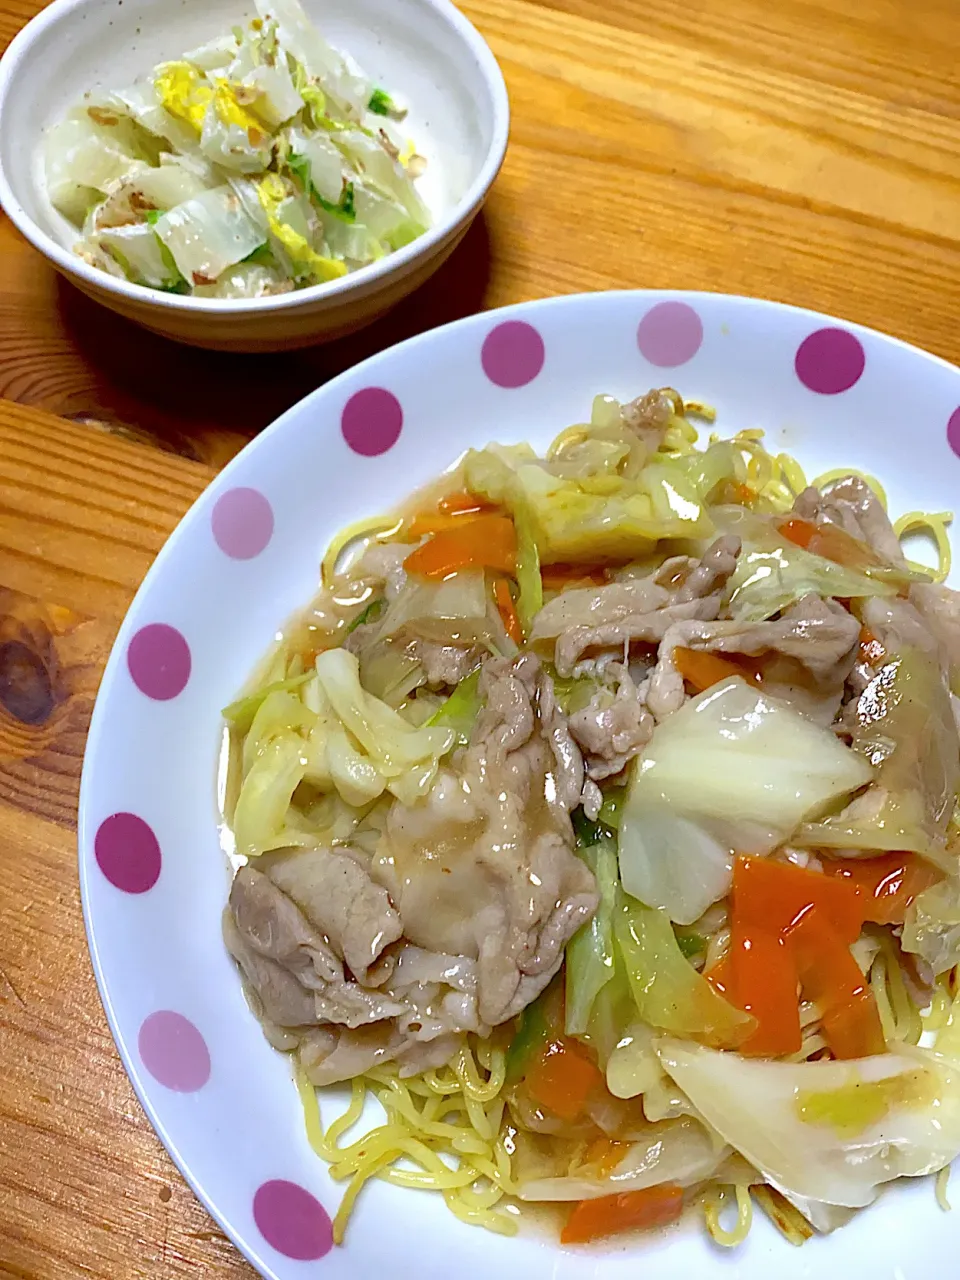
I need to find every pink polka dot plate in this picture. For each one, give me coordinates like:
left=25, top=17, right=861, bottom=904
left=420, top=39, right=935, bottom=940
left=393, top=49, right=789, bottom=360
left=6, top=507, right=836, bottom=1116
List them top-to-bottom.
left=79, top=291, right=960, bottom=1279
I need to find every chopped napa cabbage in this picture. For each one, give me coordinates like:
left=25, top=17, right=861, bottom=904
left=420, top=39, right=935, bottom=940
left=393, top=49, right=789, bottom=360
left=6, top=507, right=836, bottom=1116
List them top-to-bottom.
left=45, top=0, right=429, bottom=297
left=254, top=0, right=369, bottom=120
left=182, top=35, right=238, bottom=71
left=154, top=62, right=212, bottom=133
left=243, top=64, right=305, bottom=128
left=109, top=82, right=202, bottom=154
left=199, top=86, right=272, bottom=172
left=45, top=113, right=145, bottom=220
left=329, top=128, right=429, bottom=225
left=289, top=151, right=358, bottom=226
left=129, top=158, right=213, bottom=209
left=255, top=174, right=347, bottom=282
left=153, top=185, right=266, bottom=283
left=96, top=222, right=184, bottom=289
left=192, top=261, right=287, bottom=298
left=463, top=444, right=713, bottom=563
left=314, top=647, right=453, bottom=803
left=798, top=647, right=959, bottom=864
left=619, top=676, right=873, bottom=924
left=565, top=837, right=618, bottom=1037
left=614, top=891, right=754, bottom=1048
left=658, top=1038, right=960, bottom=1208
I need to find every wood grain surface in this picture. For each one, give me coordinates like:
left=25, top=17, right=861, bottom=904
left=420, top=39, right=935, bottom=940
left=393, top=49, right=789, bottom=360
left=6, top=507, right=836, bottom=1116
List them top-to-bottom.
left=1, top=0, right=959, bottom=1275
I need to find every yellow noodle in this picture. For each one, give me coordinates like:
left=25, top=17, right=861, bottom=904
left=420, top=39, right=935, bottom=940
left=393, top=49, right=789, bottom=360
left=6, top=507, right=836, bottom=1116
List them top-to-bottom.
left=683, top=400, right=717, bottom=422
left=546, top=425, right=591, bottom=459
left=777, top=453, right=808, bottom=497
left=893, top=511, right=953, bottom=583
left=321, top=515, right=403, bottom=587
left=869, top=935, right=923, bottom=1046
left=924, top=978, right=953, bottom=1034
left=298, top=1034, right=514, bottom=1244
left=332, top=1147, right=398, bottom=1244
left=703, top=1183, right=754, bottom=1247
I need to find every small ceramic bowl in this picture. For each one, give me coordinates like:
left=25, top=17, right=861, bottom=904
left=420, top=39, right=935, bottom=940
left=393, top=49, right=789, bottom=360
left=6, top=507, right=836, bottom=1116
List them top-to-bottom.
left=0, top=0, right=508, bottom=351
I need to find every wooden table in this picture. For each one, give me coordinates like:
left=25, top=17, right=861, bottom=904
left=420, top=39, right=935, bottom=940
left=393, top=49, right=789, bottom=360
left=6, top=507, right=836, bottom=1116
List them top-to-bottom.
left=1, top=0, right=959, bottom=1274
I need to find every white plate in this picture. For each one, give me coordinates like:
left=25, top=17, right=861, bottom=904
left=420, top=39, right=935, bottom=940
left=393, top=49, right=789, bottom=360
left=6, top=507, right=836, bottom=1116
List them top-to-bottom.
left=79, top=290, right=960, bottom=1280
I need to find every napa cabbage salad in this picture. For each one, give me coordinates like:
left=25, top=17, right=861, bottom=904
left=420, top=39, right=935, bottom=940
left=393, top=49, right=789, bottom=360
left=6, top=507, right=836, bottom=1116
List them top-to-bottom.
left=45, top=0, right=429, bottom=297
left=219, top=386, right=960, bottom=1251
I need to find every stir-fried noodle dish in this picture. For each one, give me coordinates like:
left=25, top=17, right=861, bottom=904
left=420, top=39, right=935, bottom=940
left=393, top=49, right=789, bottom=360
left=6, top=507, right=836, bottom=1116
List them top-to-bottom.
left=220, top=387, right=960, bottom=1249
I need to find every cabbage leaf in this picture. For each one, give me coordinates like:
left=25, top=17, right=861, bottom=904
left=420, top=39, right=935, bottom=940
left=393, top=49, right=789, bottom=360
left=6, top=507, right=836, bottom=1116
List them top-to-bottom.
left=797, top=647, right=959, bottom=864
left=619, top=676, right=873, bottom=923
left=614, top=891, right=754, bottom=1048
left=658, top=1038, right=960, bottom=1208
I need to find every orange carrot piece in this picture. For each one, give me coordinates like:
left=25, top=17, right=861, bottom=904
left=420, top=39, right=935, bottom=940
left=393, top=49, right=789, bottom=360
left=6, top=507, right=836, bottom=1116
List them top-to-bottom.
left=715, top=480, right=756, bottom=506
left=437, top=491, right=493, bottom=516
left=404, top=513, right=478, bottom=539
left=404, top=514, right=517, bottom=579
left=779, top=517, right=882, bottom=570
left=494, top=578, right=523, bottom=646
left=858, top=625, right=886, bottom=668
left=673, top=647, right=763, bottom=693
left=823, top=853, right=942, bottom=926
left=732, top=855, right=864, bottom=945
left=787, top=909, right=886, bottom=1059
left=728, top=925, right=802, bottom=1058
left=704, top=955, right=732, bottom=997
left=526, top=1039, right=603, bottom=1123
left=582, top=1137, right=632, bottom=1178
left=561, top=1185, right=684, bottom=1245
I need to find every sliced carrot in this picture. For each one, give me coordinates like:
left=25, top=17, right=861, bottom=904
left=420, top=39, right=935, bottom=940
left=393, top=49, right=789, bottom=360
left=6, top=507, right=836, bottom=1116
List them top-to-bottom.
left=715, top=480, right=756, bottom=506
left=437, top=490, right=493, bottom=516
left=404, top=512, right=480, bottom=539
left=404, top=514, right=517, bottom=580
left=778, top=516, right=817, bottom=550
left=779, top=517, right=882, bottom=570
left=494, top=577, right=523, bottom=646
left=858, top=625, right=886, bottom=668
left=673, top=647, right=763, bottom=693
left=823, top=852, right=942, bottom=926
left=732, top=855, right=863, bottom=945
left=787, top=908, right=885, bottom=1059
left=728, top=925, right=801, bottom=1058
left=704, top=955, right=731, bottom=997
left=526, top=1039, right=603, bottom=1122
left=582, top=1137, right=632, bottom=1178
left=561, top=1185, right=684, bottom=1245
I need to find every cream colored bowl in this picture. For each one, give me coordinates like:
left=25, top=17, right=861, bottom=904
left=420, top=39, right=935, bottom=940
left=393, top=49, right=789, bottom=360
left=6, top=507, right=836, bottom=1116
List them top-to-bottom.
left=0, top=0, right=509, bottom=351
